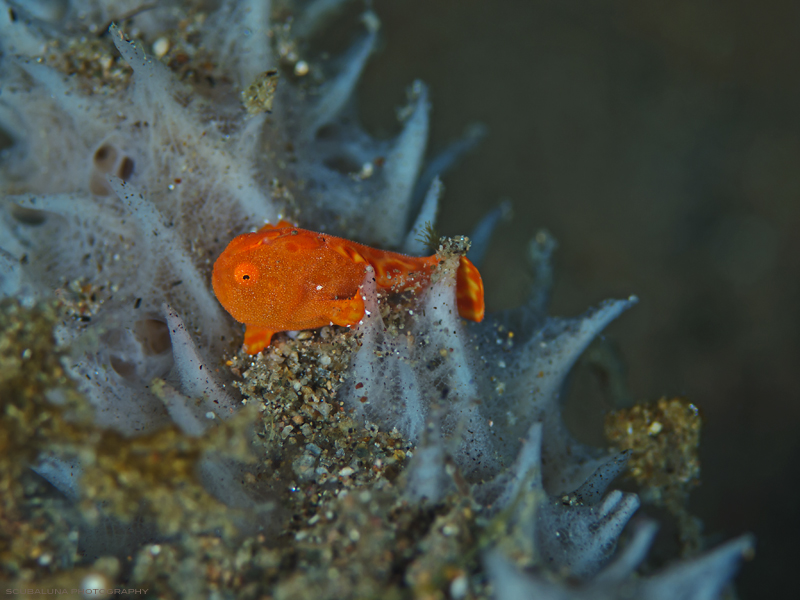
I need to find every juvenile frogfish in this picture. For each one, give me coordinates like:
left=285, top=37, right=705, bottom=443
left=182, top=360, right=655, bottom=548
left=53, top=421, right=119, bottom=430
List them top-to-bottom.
left=212, top=221, right=485, bottom=354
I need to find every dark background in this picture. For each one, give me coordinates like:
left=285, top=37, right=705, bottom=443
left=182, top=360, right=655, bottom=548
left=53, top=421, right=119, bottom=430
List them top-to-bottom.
left=355, top=0, right=799, bottom=596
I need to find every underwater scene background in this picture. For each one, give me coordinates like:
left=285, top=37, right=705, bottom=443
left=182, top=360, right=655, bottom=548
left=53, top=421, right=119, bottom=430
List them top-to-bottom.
left=1, top=0, right=795, bottom=598
left=363, top=1, right=797, bottom=598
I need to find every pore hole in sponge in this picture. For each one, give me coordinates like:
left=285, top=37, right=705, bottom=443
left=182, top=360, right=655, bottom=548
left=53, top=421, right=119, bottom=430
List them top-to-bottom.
left=93, top=143, right=118, bottom=172
left=11, top=205, right=47, bottom=225
left=105, top=318, right=174, bottom=382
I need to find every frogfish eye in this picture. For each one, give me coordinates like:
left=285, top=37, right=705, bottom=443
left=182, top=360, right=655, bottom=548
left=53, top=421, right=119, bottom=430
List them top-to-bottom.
left=234, top=262, right=258, bottom=285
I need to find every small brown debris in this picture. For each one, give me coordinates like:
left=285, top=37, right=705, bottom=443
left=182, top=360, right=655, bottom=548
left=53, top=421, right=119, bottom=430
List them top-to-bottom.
left=242, top=69, right=280, bottom=115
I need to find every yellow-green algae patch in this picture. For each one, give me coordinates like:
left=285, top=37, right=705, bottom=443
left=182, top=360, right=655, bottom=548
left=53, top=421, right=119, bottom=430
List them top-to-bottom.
left=0, top=297, right=257, bottom=584
left=0, top=298, right=91, bottom=579
left=605, top=396, right=702, bottom=554
left=79, top=406, right=259, bottom=538
left=130, top=482, right=486, bottom=600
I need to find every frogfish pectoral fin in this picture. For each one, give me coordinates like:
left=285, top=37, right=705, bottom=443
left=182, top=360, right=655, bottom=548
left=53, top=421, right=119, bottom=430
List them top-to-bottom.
left=456, top=256, right=485, bottom=322
left=327, top=289, right=366, bottom=327
left=244, top=325, right=276, bottom=354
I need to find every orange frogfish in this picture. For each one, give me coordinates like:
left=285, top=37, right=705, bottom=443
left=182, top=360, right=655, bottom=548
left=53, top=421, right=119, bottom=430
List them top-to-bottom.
left=212, top=221, right=485, bottom=354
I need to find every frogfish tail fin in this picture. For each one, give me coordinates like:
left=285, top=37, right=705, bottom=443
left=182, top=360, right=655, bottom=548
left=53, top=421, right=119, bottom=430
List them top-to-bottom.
left=456, top=256, right=485, bottom=322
